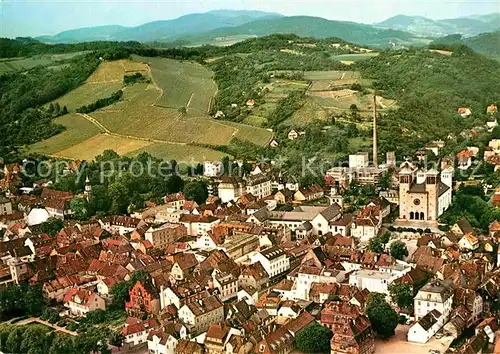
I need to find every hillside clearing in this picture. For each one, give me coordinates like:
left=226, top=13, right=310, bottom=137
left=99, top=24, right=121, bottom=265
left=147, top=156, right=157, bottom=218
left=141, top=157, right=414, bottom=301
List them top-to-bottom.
left=86, top=59, right=148, bottom=83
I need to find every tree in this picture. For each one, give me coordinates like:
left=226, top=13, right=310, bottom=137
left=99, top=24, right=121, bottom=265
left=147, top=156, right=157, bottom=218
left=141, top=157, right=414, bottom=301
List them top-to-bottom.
left=53, top=102, right=60, bottom=116
left=61, top=106, right=68, bottom=115
left=178, top=106, right=187, bottom=115
left=379, top=171, right=392, bottom=190
left=183, top=181, right=208, bottom=205
left=70, top=197, right=89, bottom=220
left=39, top=218, right=64, bottom=237
left=368, top=237, right=384, bottom=253
left=390, top=240, right=409, bottom=260
left=110, top=281, right=131, bottom=310
left=388, top=282, right=413, bottom=309
left=21, top=284, right=46, bottom=317
left=0, top=285, right=25, bottom=319
left=366, top=293, right=398, bottom=339
left=295, top=323, right=332, bottom=353
left=6, top=326, right=25, bottom=353
left=20, top=326, right=51, bottom=354
left=108, top=331, right=124, bottom=347
left=49, top=333, right=74, bottom=354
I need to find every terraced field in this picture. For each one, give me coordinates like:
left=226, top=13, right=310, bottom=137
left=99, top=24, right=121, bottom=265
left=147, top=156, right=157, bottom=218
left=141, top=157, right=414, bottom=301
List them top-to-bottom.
left=132, top=55, right=216, bottom=113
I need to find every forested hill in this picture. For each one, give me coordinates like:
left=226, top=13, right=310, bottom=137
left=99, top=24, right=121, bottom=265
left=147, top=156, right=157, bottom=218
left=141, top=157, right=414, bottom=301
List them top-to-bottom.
left=189, top=16, right=419, bottom=47
left=430, top=32, right=500, bottom=58
left=356, top=46, right=500, bottom=155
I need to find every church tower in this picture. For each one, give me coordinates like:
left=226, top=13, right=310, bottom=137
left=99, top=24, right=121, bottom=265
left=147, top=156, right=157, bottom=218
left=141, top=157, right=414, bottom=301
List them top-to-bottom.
left=398, top=161, right=415, bottom=220
left=425, top=169, right=439, bottom=221
left=84, top=175, right=92, bottom=200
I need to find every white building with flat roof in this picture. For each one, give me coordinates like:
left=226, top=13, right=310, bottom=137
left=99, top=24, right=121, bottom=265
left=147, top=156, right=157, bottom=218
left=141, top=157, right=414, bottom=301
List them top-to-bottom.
left=203, top=161, right=223, bottom=177
left=349, top=269, right=398, bottom=295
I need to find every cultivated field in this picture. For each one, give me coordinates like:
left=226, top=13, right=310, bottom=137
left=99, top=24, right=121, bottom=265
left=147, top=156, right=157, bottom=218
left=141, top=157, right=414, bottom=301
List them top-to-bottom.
left=331, top=53, right=379, bottom=62
left=132, top=55, right=216, bottom=113
left=50, top=59, right=148, bottom=112
left=86, top=59, right=148, bottom=83
left=304, top=71, right=361, bottom=81
left=52, top=82, right=123, bottom=112
left=29, top=114, right=101, bottom=155
left=55, top=134, right=152, bottom=161
left=130, top=143, right=230, bottom=162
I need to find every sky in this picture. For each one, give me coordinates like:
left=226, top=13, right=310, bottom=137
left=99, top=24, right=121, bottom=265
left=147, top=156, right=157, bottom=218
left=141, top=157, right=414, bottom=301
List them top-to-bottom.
left=1, top=0, right=499, bottom=38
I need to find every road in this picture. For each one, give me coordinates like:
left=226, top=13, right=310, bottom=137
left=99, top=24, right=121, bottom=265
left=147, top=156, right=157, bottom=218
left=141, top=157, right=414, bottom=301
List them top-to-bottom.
left=15, top=317, right=78, bottom=336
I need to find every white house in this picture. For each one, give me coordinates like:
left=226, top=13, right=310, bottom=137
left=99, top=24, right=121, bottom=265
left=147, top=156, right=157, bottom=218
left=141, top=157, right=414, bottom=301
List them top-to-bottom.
left=245, top=174, right=272, bottom=200
left=217, top=176, right=245, bottom=203
left=26, top=208, right=50, bottom=226
left=251, top=246, right=290, bottom=278
left=295, top=265, right=346, bottom=300
left=349, top=269, right=398, bottom=295
left=212, top=271, right=238, bottom=302
left=414, top=280, right=454, bottom=321
left=159, top=286, right=181, bottom=310
left=237, top=286, right=259, bottom=306
left=63, top=288, right=106, bottom=317
left=408, top=309, right=445, bottom=343
left=122, top=318, right=159, bottom=348
left=147, top=330, right=178, bottom=354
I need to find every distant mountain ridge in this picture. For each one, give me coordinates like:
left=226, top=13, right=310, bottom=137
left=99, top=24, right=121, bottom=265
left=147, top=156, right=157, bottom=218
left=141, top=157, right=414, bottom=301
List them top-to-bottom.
left=34, top=10, right=500, bottom=46
left=37, top=10, right=283, bottom=43
left=376, top=13, right=500, bottom=37
left=186, top=16, right=418, bottom=46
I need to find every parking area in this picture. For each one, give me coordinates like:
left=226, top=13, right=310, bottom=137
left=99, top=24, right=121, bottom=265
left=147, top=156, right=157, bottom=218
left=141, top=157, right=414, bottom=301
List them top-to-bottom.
left=375, top=325, right=453, bottom=354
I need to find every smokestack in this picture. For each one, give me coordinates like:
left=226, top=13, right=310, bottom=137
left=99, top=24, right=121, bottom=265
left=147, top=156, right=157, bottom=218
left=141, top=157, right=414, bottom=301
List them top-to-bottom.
left=373, top=95, right=378, bottom=168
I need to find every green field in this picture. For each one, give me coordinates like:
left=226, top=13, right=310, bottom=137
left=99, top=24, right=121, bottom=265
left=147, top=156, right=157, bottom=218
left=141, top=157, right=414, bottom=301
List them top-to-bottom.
left=331, top=53, right=379, bottom=62
left=133, top=55, right=216, bottom=113
left=29, top=114, right=102, bottom=155
left=242, top=115, right=268, bottom=127
left=130, top=143, right=230, bottom=162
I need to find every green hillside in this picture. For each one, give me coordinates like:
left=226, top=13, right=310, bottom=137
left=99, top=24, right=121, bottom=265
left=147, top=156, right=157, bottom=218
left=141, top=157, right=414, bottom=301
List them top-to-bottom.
left=431, top=32, right=500, bottom=58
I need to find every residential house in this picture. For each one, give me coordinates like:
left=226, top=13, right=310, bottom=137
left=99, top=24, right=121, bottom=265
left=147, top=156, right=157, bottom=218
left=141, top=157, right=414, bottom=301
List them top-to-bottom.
left=458, top=107, right=472, bottom=118
left=288, top=129, right=298, bottom=140
left=457, top=149, right=472, bottom=170
left=245, top=173, right=272, bottom=200
left=217, top=176, right=245, bottom=203
left=293, top=184, right=324, bottom=203
left=40, top=188, right=73, bottom=220
left=0, top=196, right=12, bottom=216
left=179, top=214, right=220, bottom=236
left=145, top=223, right=187, bottom=249
left=458, top=233, right=480, bottom=251
left=251, top=246, right=290, bottom=278
left=170, top=253, right=198, bottom=281
left=238, top=262, right=269, bottom=290
left=349, top=269, right=398, bottom=296
left=212, top=270, right=238, bottom=302
left=414, top=279, right=454, bottom=321
left=63, top=288, right=105, bottom=317
left=178, top=295, right=224, bottom=334
left=321, top=301, right=375, bottom=354
left=408, top=309, right=444, bottom=343
left=122, top=317, right=159, bottom=348
left=476, top=317, right=498, bottom=344
left=147, top=329, right=178, bottom=354
left=175, top=340, right=204, bottom=354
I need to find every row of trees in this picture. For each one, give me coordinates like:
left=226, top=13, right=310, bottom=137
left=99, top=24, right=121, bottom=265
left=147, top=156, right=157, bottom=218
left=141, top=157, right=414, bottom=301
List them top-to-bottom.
left=75, top=90, right=123, bottom=114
